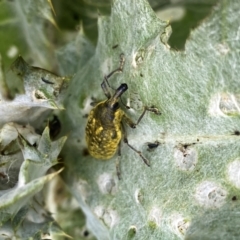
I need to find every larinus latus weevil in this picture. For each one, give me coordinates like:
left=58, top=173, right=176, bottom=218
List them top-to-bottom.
left=85, top=54, right=160, bottom=178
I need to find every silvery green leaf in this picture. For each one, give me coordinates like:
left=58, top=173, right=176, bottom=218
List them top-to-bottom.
left=61, top=0, right=240, bottom=239
left=0, top=57, right=70, bottom=126
left=0, top=169, right=63, bottom=225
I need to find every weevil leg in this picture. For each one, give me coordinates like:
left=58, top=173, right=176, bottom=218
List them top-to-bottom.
left=101, top=53, right=125, bottom=99
left=101, top=76, right=112, bottom=99
left=120, top=96, right=130, bottom=109
left=123, top=106, right=160, bottom=126
left=136, top=106, right=161, bottom=125
left=122, top=115, right=136, bottom=128
left=121, top=122, right=150, bottom=167
left=116, top=142, right=122, bottom=180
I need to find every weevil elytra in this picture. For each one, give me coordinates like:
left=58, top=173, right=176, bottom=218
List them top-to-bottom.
left=85, top=54, right=160, bottom=177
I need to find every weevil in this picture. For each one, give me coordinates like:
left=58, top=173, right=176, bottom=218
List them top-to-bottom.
left=85, top=54, right=160, bottom=178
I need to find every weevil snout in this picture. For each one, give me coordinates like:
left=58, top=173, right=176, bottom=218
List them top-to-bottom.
left=109, top=83, right=128, bottom=109
left=114, top=83, right=128, bottom=98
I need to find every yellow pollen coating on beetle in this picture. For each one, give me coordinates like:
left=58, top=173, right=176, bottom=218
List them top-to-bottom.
left=85, top=99, right=124, bottom=160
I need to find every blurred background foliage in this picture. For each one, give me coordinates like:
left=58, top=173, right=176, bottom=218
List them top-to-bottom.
left=0, top=0, right=217, bottom=69
left=52, top=0, right=217, bottom=49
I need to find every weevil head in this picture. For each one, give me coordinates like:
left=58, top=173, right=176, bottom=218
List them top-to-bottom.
left=108, top=83, right=128, bottom=110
